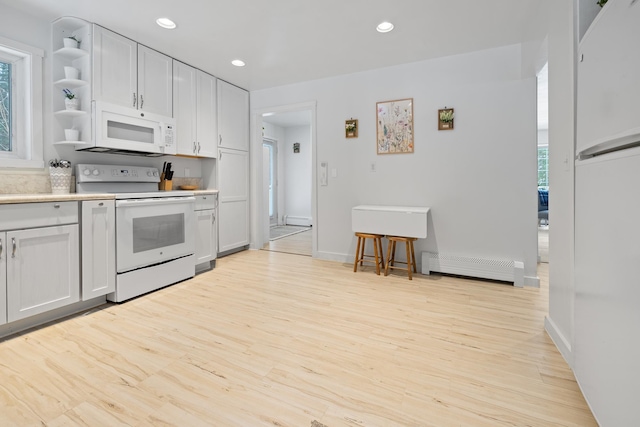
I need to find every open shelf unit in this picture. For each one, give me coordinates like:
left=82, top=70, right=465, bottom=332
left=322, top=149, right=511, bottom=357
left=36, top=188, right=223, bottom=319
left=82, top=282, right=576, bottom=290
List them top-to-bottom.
left=52, top=17, right=92, bottom=147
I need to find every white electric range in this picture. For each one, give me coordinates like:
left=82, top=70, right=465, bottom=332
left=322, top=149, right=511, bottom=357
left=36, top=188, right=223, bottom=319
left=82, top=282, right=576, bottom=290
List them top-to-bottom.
left=76, top=163, right=196, bottom=302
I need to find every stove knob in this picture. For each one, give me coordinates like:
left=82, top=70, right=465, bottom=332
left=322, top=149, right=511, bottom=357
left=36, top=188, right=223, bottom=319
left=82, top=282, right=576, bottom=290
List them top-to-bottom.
left=83, top=169, right=91, bottom=176
left=92, top=169, right=100, bottom=176
left=147, top=171, right=152, bottom=177
left=153, top=171, right=159, bottom=177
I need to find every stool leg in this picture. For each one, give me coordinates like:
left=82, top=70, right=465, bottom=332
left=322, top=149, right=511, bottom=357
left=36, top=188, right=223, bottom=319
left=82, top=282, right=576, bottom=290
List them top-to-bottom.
left=353, top=236, right=362, bottom=272
left=359, top=237, right=366, bottom=266
left=377, top=237, right=385, bottom=272
left=373, top=238, right=380, bottom=275
left=385, top=240, right=392, bottom=276
left=405, top=240, right=412, bottom=280
left=410, top=240, right=417, bottom=273
left=391, top=241, right=397, bottom=266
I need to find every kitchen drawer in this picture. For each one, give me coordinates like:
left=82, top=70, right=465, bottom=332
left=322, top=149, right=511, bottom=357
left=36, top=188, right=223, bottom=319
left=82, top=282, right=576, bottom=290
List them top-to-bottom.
left=195, top=194, right=217, bottom=211
left=0, top=201, right=79, bottom=230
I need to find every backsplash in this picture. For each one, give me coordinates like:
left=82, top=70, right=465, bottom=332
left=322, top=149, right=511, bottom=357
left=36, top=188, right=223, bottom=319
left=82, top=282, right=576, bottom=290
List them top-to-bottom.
left=0, top=172, right=203, bottom=194
left=0, top=172, right=53, bottom=194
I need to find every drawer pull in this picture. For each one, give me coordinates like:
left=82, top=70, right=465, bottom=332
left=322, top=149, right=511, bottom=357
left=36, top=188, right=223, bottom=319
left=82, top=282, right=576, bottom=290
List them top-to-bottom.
left=99, top=202, right=104, bottom=206
left=54, top=204, right=61, bottom=209
left=12, top=237, right=16, bottom=258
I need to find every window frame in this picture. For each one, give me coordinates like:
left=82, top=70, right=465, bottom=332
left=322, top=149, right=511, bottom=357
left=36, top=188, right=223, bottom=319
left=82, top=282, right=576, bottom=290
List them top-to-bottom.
left=0, top=35, right=44, bottom=169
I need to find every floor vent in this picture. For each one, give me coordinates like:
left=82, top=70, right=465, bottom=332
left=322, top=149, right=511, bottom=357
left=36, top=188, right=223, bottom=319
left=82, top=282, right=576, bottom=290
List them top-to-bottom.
left=422, top=252, right=523, bottom=286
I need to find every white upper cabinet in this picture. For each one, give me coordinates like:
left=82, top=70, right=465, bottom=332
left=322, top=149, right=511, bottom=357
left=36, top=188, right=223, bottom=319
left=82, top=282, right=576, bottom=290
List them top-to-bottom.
left=93, top=25, right=173, bottom=117
left=93, top=25, right=137, bottom=109
left=137, top=45, right=173, bottom=117
left=173, top=61, right=217, bottom=157
left=173, top=61, right=197, bottom=156
left=196, top=70, right=218, bottom=157
left=217, top=80, right=249, bottom=151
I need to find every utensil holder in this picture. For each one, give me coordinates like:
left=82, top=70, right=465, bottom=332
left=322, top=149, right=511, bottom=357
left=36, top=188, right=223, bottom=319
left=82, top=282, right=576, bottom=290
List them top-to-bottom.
left=49, top=167, right=72, bottom=194
left=159, top=179, right=173, bottom=191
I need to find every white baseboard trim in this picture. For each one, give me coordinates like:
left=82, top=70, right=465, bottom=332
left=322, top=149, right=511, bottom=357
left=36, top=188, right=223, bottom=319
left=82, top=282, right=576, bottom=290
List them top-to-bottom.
left=284, top=215, right=312, bottom=226
left=315, top=251, right=351, bottom=263
left=524, top=275, right=540, bottom=287
left=544, top=315, right=573, bottom=367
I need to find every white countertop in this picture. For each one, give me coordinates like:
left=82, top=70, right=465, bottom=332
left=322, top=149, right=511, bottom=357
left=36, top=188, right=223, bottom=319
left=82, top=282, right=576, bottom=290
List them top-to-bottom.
left=0, top=189, right=219, bottom=204
left=0, top=193, right=115, bottom=204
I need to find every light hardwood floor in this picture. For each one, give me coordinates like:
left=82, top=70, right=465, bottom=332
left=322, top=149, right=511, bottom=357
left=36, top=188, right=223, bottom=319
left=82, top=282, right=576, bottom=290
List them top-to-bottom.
left=263, top=228, right=312, bottom=256
left=0, top=251, right=595, bottom=426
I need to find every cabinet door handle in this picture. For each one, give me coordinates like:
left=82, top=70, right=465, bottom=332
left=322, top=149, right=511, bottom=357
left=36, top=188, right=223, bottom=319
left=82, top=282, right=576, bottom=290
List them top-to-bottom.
left=133, top=92, right=137, bottom=108
left=140, top=94, right=144, bottom=108
left=219, top=135, right=222, bottom=144
left=193, top=141, right=196, bottom=153
left=197, top=142, right=201, bottom=153
left=219, top=150, right=222, bottom=160
left=212, top=212, right=216, bottom=225
left=12, top=237, right=16, bottom=258
left=0, top=238, right=3, bottom=259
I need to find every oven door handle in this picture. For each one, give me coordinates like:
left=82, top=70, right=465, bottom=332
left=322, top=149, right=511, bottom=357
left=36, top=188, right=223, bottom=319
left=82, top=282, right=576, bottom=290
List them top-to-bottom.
left=116, top=197, right=196, bottom=207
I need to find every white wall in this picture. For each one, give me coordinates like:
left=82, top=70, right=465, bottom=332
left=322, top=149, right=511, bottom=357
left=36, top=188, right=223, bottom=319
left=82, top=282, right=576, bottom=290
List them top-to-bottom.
left=544, top=0, right=577, bottom=367
left=578, top=0, right=602, bottom=41
left=0, top=5, right=205, bottom=185
left=251, top=44, right=539, bottom=283
left=283, top=125, right=311, bottom=223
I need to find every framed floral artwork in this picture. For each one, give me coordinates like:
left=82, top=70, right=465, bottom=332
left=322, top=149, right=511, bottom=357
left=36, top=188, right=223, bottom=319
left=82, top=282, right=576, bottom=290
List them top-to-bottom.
left=376, top=98, right=414, bottom=154
left=438, top=108, right=454, bottom=130
left=345, top=119, right=358, bottom=138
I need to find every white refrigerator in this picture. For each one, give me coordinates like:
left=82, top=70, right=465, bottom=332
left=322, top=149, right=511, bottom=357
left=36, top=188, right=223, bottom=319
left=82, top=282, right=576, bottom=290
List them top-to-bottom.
left=574, top=0, right=640, bottom=425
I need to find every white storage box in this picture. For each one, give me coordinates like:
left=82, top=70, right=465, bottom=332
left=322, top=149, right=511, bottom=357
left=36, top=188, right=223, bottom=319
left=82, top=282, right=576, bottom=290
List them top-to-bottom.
left=351, top=205, right=430, bottom=238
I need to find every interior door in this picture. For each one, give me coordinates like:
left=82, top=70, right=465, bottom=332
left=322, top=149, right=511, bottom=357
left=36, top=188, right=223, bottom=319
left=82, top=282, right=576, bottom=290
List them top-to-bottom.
left=263, top=139, right=278, bottom=226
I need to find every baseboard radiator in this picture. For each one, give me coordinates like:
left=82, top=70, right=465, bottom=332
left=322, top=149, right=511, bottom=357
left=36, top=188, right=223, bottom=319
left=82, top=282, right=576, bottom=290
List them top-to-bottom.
left=284, top=215, right=312, bottom=226
left=422, top=252, right=524, bottom=287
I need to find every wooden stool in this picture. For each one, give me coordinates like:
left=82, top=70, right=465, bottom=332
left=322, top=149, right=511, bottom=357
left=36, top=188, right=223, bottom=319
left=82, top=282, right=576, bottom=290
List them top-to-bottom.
left=353, top=232, right=385, bottom=275
left=384, top=236, right=418, bottom=280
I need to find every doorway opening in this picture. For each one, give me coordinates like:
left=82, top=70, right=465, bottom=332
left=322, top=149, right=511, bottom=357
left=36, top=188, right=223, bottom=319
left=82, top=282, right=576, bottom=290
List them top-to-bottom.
left=537, top=62, right=549, bottom=263
left=259, top=108, right=314, bottom=257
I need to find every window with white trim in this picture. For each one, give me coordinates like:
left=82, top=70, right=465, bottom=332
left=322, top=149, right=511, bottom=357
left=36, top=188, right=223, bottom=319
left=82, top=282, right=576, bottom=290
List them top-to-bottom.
left=0, top=36, right=44, bottom=168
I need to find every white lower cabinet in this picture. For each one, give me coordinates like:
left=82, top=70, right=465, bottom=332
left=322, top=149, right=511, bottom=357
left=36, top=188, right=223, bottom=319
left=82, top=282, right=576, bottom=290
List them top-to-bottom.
left=195, top=194, right=218, bottom=268
left=81, top=200, right=115, bottom=300
left=6, top=224, right=80, bottom=322
left=0, top=233, right=6, bottom=325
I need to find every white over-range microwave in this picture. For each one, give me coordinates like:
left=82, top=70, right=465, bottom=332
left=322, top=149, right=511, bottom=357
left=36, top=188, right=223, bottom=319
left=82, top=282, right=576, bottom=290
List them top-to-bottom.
left=78, top=101, right=176, bottom=157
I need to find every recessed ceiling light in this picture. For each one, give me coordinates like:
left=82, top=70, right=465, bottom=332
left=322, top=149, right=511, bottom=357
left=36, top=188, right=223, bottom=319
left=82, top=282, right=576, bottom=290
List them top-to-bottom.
left=156, top=18, right=176, bottom=29
left=376, top=21, right=394, bottom=33
left=231, top=59, right=246, bottom=67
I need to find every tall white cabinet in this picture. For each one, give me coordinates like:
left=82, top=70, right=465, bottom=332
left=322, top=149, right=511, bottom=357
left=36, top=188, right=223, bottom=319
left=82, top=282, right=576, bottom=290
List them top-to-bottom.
left=93, top=25, right=173, bottom=117
left=173, top=61, right=217, bottom=157
left=217, top=80, right=250, bottom=253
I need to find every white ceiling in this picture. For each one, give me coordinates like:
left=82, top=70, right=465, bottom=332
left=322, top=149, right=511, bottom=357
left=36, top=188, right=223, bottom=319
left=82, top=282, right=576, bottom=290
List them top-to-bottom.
left=3, top=0, right=541, bottom=91
left=262, top=110, right=311, bottom=128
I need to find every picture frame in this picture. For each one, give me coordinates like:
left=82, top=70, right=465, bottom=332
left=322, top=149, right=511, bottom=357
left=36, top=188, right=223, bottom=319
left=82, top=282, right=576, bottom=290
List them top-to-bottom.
left=376, top=98, right=414, bottom=154
left=438, top=108, right=455, bottom=130
left=345, top=119, right=358, bottom=138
